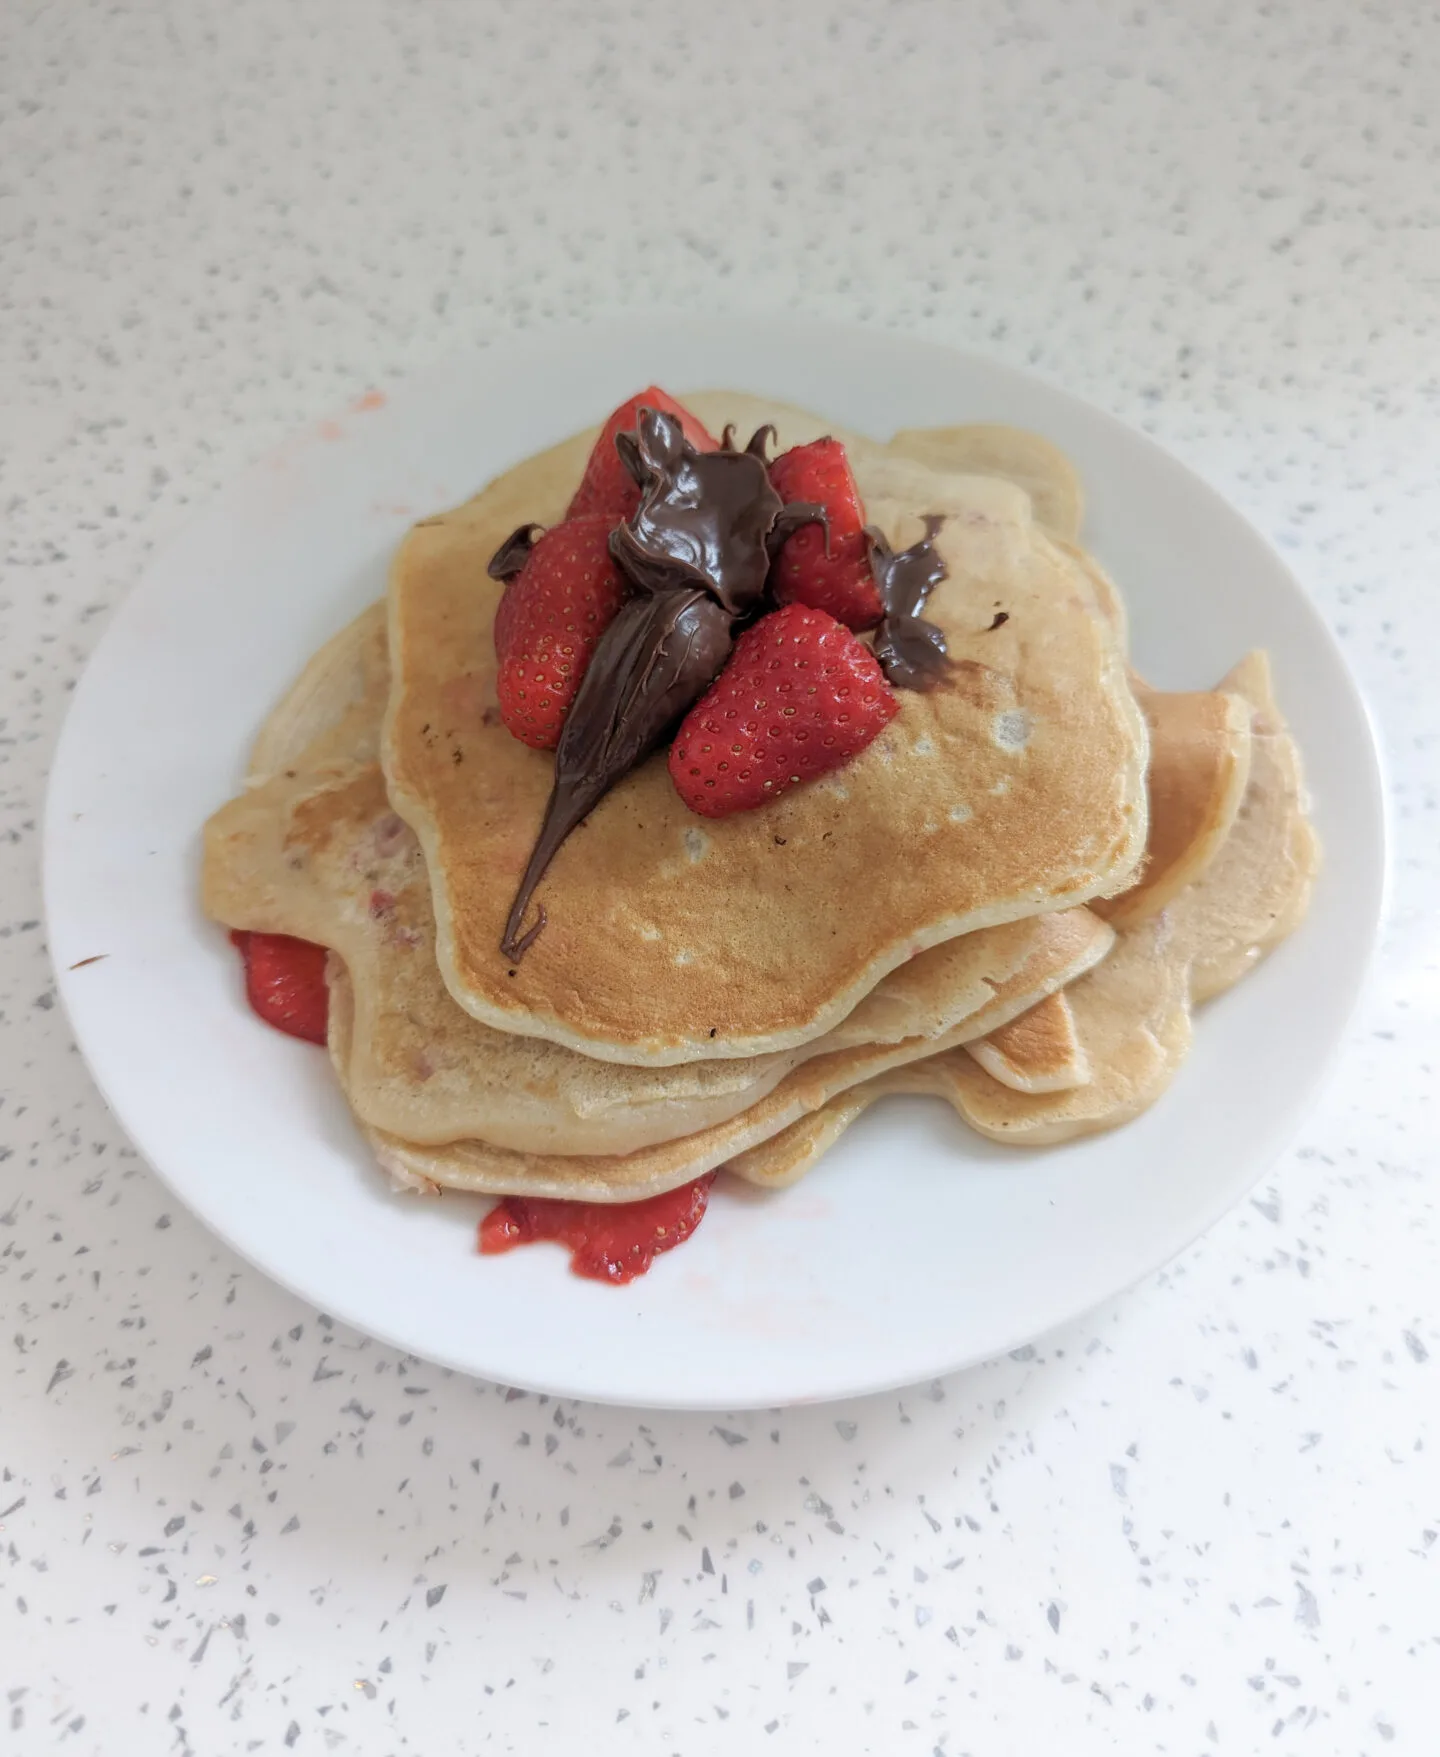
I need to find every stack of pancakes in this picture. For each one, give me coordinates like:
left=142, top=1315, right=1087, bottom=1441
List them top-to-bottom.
left=203, top=394, right=1318, bottom=1202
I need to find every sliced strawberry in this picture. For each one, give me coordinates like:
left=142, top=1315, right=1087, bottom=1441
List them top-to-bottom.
left=567, top=386, right=718, bottom=520
left=768, top=438, right=884, bottom=630
left=496, top=516, right=631, bottom=749
left=668, top=604, right=898, bottom=818
left=231, top=930, right=329, bottom=1045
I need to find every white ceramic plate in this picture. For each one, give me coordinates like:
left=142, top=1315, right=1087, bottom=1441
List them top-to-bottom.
left=44, top=318, right=1385, bottom=1409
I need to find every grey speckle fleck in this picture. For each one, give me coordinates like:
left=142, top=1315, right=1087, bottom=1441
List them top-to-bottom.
left=1250, top=1189, right=1282, bottom=1224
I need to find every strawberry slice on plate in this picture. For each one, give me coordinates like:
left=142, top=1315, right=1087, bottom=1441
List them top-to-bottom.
left=567, top=386, right=717, bottom=520
left=768, top=437, right=884, bottom=630
left=496, top=516, right=631, bottom=749
left=668, top=603, right=898, bottom=817
left=231, top=930, right=329, bottom=1045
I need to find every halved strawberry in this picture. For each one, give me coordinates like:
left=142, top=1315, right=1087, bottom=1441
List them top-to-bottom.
left=567, top=386, right=717, bottom=520
left=768, top=438, right=883, bottom=630
left=496, top=516, right=630, bottom=749
left=668, top=604, right=897, bottom=818
left=231, top=930, right=329, bottom=1045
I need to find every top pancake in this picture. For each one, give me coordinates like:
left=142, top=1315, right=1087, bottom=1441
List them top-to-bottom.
left=382, top=397, right=1149, bottom=1065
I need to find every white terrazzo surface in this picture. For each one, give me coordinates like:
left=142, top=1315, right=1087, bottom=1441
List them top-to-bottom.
left=2, top=2, right=1436, bottom=1751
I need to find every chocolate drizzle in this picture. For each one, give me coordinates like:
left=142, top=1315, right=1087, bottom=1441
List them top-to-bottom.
left=499, top=410, right=821, bottom=961
left=866, top=515, right=950, bottom=691
left=487, top=523, right=543, bottom=581
left=500, top=589, right=735, bottom=960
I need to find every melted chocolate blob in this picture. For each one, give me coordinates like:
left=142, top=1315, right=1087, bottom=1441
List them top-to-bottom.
left=609, top=410, right=825, bottom=615
left=867, top=515, right=950, bottom=691
left=487, top=523, right=543, bottom=581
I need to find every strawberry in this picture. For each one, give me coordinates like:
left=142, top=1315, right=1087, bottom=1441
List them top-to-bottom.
left=567, top=386, right=718, bottom=520
left=768, top=438, right=884, bottom=630
left=496, top=516, right=630, bottom=748
left=668, top=604, right=897, bottom=817
left=231, top=930, right=329, bottom=1045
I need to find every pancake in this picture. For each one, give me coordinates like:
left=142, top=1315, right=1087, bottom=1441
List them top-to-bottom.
left=684, top=391, right=873, bottom=456
left=688, top=395, right=1082, bottom=541
left=381, top=402, right=1149, bottom=1064
left=886, top=424, right=1084, bottom=542
left=1055, top=538, right=1128, bottom=646
left=246, top=601, right=390, bottom=786
left=729, top=649, right=1318, bottom=1167
left=1090, top=681, right=1251, bottom=927
left=327, top=901, right=1113, bottom=1202
left=965, top=991, right=1089, bottom=1093
left=725, top=1060, right=958, bottom=1191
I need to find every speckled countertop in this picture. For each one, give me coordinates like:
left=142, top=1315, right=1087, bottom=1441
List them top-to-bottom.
left=2, top=2, right=1436, bottom=1751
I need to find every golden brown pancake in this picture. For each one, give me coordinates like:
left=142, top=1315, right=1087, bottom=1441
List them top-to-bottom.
left=684, top=392, right=872, bottom=456
left=690, top=396, right=1082, bottom=541
left=381, top=405, right=1149, bottom=1064
left=886, top=423, right=1084, bottom=542
left=246, top=602, right=390, bottom=786
left=730, top=649, right=1318, bottom=1167
left=1090, top=680, right=1251, bottom=927
left=327, top=902, right=1113, bottom=1201
left=965, top=990, right=1089, bottom=1093
left=724, top=1059, right=960, bottom=1191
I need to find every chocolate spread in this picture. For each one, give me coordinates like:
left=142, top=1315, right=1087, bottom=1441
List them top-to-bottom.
left=498, top=410, right=823, bottom=962
left=608, top=415, right=824, bottom=613
left=866, top=515, right=950, bottom=690
left=500, top=589, right=734, bottom=960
